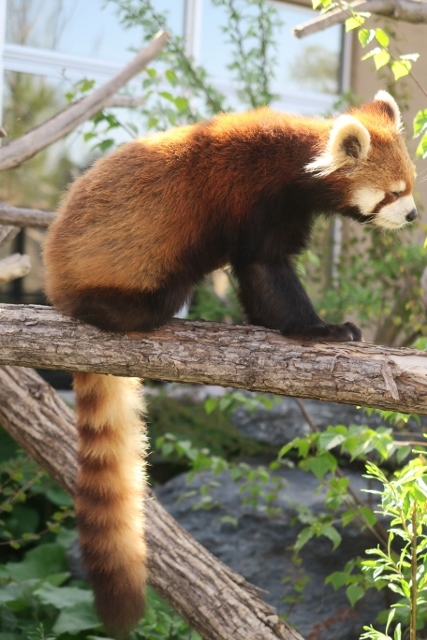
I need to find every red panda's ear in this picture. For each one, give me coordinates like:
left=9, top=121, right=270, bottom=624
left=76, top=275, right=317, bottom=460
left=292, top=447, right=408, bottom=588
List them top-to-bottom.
left=373, top=90, right=403, bottom=132
left=305, top=115, right=370, bottom=176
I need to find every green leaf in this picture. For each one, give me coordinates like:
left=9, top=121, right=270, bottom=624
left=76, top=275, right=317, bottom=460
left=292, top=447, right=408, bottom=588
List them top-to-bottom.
left=346, top=15, right=364, bottom=31
left=358, top=28, right=375, bottom=46
left=375, top=28, right=389, bottom=47
left=361, top=47, right=381, bottom=61
left=373, top=49, right=390, bottom=70
left=391, top=59, right=411, bottom=81
left=165, top=69, right=177, bottom=86
left=160, top=91, right=175, bottom=103
left=174, top=96, right=189, bottom=112
left=413, top=109, right=427, bottom=137
left=415, top=133, right=427, bottom=158
left=97, top=139, right=115, bottom=153
left=204, top=398, right=218, bottom=415
left=318, top=430, right=346, bottom=452
left=304, top=452, right=337, bottom=480
left=320, top=524, right=342, bottom=550
left=294, top=526, right=314, bottom=552
left=2, top=543, right=67, bottom=580
left=326, top=570, right=352, bottom=590
left=34, top=583, right=92, bottom=609
left=346, top=583, right=365, bottom=606
left=53, top=600, right=101, bottom=634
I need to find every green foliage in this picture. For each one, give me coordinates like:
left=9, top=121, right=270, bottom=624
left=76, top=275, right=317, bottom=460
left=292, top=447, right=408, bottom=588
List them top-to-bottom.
left=107, top=0, right=226, bottom=128
left=210, top=0, right=281, bottom=107
left=312, top=0, right=427, bottom=165
left=312, top=226, right=427, bottom=346
left=187, top=275, right=243, bottom=324
left=147, top=389, right=277, bottom=462
left=0, top=426, right=200, bottom=639
left=155, top=432, right=287, bottom=517
left=360, top=458, right=427, bottom=639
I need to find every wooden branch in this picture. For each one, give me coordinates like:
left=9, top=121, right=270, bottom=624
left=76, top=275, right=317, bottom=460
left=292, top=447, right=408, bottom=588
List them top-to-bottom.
left=292, top=0, right=427, bottom=38
left=0, top=31, right=169, bottom=173
left=105, top=95, right=147, bottom=109
left=0, top=203, right=55, bottom=228
left=0, top=225, right=20, bottom=246
left=0, top=254, right=31, bottom=284
left=1, top=303, right=427, bottom=414
left=0, top=365, right=303, bottom=640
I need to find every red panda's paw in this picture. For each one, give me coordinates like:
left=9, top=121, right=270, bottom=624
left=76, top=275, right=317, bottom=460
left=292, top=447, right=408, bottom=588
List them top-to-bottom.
left=285, top=322, right=363, bottom=343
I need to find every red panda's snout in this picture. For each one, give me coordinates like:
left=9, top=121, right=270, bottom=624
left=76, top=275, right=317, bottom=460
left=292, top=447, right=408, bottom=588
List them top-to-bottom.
left=350, top=185, right=418, bottom=230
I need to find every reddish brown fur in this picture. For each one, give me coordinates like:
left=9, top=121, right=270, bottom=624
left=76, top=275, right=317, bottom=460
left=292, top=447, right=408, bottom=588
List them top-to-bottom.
left=43, top=99, right=415, bottom=637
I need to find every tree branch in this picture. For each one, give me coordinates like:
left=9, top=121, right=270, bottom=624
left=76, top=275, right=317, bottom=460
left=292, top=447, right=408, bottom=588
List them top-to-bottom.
left=292, top=0, right=427, bottom=38
left=0, top=31, right=169, bottom=172
left=0, top=203, right=56, bottom=227
left=0, top=253, right=31, bottom=284
left=1, top=304, right=427, bottom=414
left=0, top=365, right=304, bottom=640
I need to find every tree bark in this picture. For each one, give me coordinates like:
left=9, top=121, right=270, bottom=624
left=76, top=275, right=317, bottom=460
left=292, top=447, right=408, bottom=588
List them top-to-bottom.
left=293, top=0, right=427, bottom=38
left=0, top=31, right=169, bottom=172
left=0, top=203, right=55, bottom=228
left=0, top=253, right=31, bottom=284
left=1, top=303, right=427, bottom=415
left=0, top=365, right=303, bottom=640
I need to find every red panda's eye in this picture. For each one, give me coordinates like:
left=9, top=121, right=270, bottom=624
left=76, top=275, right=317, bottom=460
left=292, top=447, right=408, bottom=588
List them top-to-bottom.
left=392, top=191, right=402, bottom=198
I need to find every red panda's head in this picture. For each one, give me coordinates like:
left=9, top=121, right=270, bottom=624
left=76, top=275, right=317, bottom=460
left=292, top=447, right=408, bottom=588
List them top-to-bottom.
left=305, top=91, right=417, bottom=230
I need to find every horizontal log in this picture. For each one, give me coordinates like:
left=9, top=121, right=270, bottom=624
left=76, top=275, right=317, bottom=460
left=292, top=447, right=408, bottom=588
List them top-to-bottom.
left=0, top=203, right=56, bottom=227
left=1, top=303, right=427, bottom=414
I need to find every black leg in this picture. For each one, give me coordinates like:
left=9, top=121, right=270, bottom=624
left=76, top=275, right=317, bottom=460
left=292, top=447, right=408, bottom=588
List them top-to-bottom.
left=233, top=259, right=362, bottom=342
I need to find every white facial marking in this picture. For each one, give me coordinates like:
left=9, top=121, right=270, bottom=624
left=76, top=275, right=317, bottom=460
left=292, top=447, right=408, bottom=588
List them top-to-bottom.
left=390, top=180, right=406, bottom=193
left=350, top=187, right=385, bottom=216
left=375, top=194, right=416, bottom=229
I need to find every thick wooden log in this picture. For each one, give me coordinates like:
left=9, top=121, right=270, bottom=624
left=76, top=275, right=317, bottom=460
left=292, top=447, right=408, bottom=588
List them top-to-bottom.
left=0, top=303, right=427, bottom=414
left=0, top=365, right=303, bottom=640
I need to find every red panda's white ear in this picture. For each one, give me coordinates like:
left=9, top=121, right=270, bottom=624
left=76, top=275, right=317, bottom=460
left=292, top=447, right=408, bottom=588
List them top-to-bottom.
left=374, top=90, right=403, bottom=132
left=305, top=115, right=370, bottom=176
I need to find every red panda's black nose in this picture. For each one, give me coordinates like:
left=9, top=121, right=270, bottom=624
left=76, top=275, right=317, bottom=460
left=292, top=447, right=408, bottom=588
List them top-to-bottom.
left=406, top=209, right=418, bottom=222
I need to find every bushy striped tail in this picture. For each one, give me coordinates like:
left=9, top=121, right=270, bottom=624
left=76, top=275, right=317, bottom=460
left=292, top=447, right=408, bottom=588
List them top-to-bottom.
left=73, top=372, right=147, bottom=639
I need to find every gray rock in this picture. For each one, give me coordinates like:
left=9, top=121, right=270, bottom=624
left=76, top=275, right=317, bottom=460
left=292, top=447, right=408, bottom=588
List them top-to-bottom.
left=155, top=465, right=387, bottom=640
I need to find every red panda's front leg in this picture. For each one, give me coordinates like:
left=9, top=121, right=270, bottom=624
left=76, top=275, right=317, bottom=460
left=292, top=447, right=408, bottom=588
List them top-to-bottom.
left=233, top=259, right=362, bottom=342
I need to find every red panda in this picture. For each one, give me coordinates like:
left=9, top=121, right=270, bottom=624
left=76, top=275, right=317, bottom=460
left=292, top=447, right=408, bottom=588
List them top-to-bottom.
left=43, top=90, right=416, bottom=637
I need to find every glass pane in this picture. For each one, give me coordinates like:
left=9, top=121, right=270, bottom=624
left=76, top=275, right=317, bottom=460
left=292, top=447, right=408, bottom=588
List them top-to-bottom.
left=6, top=0, right=184, bottom=63
left=199, top=0, right=341, bottom=104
